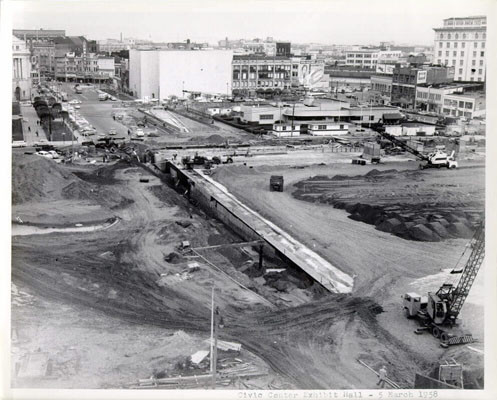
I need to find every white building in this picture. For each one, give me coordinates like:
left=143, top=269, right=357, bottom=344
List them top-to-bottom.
left=433, top=16, right=486, bottom=82
left=12, top=36, right=32, bottom=101
left=129, top=49, right=233, bottom=99
left=345, top=49, right=380, bottom=68
left=97, top=57, right=115, bottom=78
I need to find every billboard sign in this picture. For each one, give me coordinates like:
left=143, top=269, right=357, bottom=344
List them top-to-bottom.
left=376, top=64, right=395, bottom=74
left=417, top=70, right=427, bottom=84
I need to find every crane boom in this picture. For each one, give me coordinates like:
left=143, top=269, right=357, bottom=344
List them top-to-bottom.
left=375, top=128, right=429, bottom=161
left=449, top=223, right=485, bottom=319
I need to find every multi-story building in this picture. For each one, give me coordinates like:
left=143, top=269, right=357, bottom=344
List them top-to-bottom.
left=433, top=16, right=486, bottom=82
left=13, top=29, right=65, bottom=41
left=12, top=36, right=32, bottom=101
left=31, top=41, right=56, bottom=77
left=129, top=49, right=233, bottom=99
left=345, top=49, right=380, bottom=69
left=55, top=53, right=115, bottom=83
left=231, top=55, right=327, bottom=96
left=391, top=64, right=454, bottom=109
left=370, top=74, right=393, bottom=104
left=441, top=92, right=485, bottom=119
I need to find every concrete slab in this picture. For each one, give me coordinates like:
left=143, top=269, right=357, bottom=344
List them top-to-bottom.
left=191, top=169, right=354, bottom=293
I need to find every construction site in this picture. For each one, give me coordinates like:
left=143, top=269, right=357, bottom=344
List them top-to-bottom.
left=11, top=83, right=487, bottom=392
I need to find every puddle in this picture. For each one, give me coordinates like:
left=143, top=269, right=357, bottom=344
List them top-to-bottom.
left=12, top=218, right=119, bottom=236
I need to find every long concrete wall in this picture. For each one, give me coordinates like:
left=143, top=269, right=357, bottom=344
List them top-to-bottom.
left=163, top=161, right=354, bottom=293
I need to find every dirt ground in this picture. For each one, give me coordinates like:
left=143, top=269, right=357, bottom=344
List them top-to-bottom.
left=10, top=150, right=485, bottom=390
left=211, top=157, right=485, bottom=386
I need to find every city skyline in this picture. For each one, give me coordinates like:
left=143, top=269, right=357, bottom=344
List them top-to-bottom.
left=9, top=0, right=492, bottom=46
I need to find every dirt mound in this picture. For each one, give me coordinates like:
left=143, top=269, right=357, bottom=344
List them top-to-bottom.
left=12, top=154, right=94, bottom=205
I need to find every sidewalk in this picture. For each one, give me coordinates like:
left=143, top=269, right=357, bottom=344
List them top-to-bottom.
left=20, top=102, right=48, bottom=145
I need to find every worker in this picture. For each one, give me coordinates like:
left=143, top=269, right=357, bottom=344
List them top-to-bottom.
left=28, top=126, right=31, bottom=133
left=377, top=365, right=387, bottom=388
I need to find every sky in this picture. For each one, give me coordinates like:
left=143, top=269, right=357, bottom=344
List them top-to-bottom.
left=7, top=0, right=495, bottom=46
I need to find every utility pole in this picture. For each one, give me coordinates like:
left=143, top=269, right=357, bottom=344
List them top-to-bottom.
left=290, top=102, right=296, bottom=137
left=210, top=287, right=217, bottom=389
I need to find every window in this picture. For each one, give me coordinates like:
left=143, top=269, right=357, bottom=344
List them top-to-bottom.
left=440, top=33, right=444, bottom=39
left=455, top=33, right=459, bottom=39
left=463, top=33, right=466, bottom=39
left=475, top=33, right=479, bottom=39
left=483, top=33, right=486, bottom=39
left=448, top=34, right=451, bottom=39
left=439, top=42, right=443, bottom=47
left=446, top=42, right=450, bottom=48
left=454, top=42, right=458, bottom=48
left=462, top=42, right=465, bottom=48
left=474, top=42, right=478, bottom=48
left=482, top=42, right=485, bottom=49
left=438, top=51, right=442, bottom=56
left=446, top=51, right=449, bottom=56
left=453, top=51, right=457, bottom=56
left=461, top=51, right=464, bottom=56
left=473, top=51, right=476, bottom=57
left=481, top=51, right=485, bottom=57
left=438, top=59, right=442, bottom=64
left=452, top=60, right=456, bottom=66
left=460, top=60, right=463, bottom=66
left=472, top=60, right=476, bottom=66
left=480, top=60, right=484, bottom=66
left=459, top=68, right=463, bottom=74
left=478, top=69, right=482, bottom=74
left=470, top=77, right=474, bottom=81
left=477, top=78, right=482, bottom=82
left=465, top=102, right=472, bottom=109
left=259, top=114, right=274, bottom=120
left=318, top=125, right=327, bottom=130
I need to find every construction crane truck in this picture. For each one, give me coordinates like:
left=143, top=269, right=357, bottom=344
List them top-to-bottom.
left=376, top=129, right=458, bottom=169
left=402, top=222, right=484, bottom=347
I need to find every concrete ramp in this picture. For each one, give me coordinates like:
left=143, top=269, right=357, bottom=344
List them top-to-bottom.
left=192, top=170, right=354, bottom=293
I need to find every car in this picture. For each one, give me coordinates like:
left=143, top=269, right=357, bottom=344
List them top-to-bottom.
left=110, top=96, right=117, bottom=101
left=69, top=99, right=81, bottom=105
left=74, top=105, right=81, bottom=109
left=135, top=128, right=144, bottom=137
left=109, top=129, right=117, bottom=135
left=12, top=140, right=27, bottom=148
left=36, top=150, right=54, bottom=159
left=48, top=150, right=59, bottom=159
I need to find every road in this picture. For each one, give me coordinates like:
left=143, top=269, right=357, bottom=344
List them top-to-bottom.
left=59, top=82, right=130, bottom=140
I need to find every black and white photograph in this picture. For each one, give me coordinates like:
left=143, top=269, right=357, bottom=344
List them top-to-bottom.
left=2, top=0, right=496, bottom=399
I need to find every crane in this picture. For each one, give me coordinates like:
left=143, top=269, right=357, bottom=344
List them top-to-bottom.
left=374, top=127, right=458, bottom=169
left=402, top=222, right=484, bottom=346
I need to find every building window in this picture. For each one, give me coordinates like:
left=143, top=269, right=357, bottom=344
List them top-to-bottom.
left=440, top=33, right=444, bottom=39
left=455, top=33, right=459, bottom=39
left=463, top=33, right=466, bottom=39
left=475, top=33, right=479, bottom=39
left=483, top=33, right=486, bottom=39
left=448, top=34, right=451, bottom=39
left=446, top=42, right=450, bottom=48
left=454, top=42, right=458, bottom=48
left=462, top=42, right=465, bottom=48
left=482, top=42, right=485, bottom=49
left=438, top=51, right=442, bottom=56
left=446, top=51, right=449, bottom=56
left=453, top=51, right=457, bottom=56
left=461, top=51, right=464, bottom=56
left=473, top=51, right=476, bottom=57
left=481, top=51, right=485, bottom=57
left=438, top=59, right=442, bottom=64
left=444, top=59, right=448, bottom=65
left=460, top=60, right=463, bottom=66
left=472, top=60, right=476, bottom=66
left=480, top=60, right=484, bottom=66
left=459, top=68, right=463, bottom=74
left=478, top=69, right=482, bottom=74
left=477, top=78, right=482, bottom=82
left=465, top=102, right=473, bottom=109
left=259, top=114, right=274, bottom=120
left=318, top=125, right=327, bottom=130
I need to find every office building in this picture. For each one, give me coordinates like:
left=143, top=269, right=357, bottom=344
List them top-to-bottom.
left=433, top=16, right=486, bottom=82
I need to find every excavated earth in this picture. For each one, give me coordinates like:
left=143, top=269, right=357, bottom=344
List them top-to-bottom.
left=10, top=153, right=485, bottom=390
left=293, top=168, right=484, bottom=242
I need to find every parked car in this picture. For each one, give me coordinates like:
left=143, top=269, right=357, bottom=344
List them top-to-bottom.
left=69, top=99, right=81, bottom=105
left=135, top=128, right=144, bottom=137
left=109, top=129, right=117, bottom=135
left=12, top=140, right=27, bottom=148
left=36, top=150, right=54, bottom=159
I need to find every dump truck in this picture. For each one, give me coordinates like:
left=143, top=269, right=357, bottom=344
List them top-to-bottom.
left=269, top=175, right=284, bottom=192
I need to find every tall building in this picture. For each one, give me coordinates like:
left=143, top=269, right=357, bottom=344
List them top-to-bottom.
left=433, top=16, right=486, bottom=82
left=12, top=36, right=32, bottom=101
left=129, top=49, right=234, bottom=99
left=391, top=64, right=454, bottom=109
